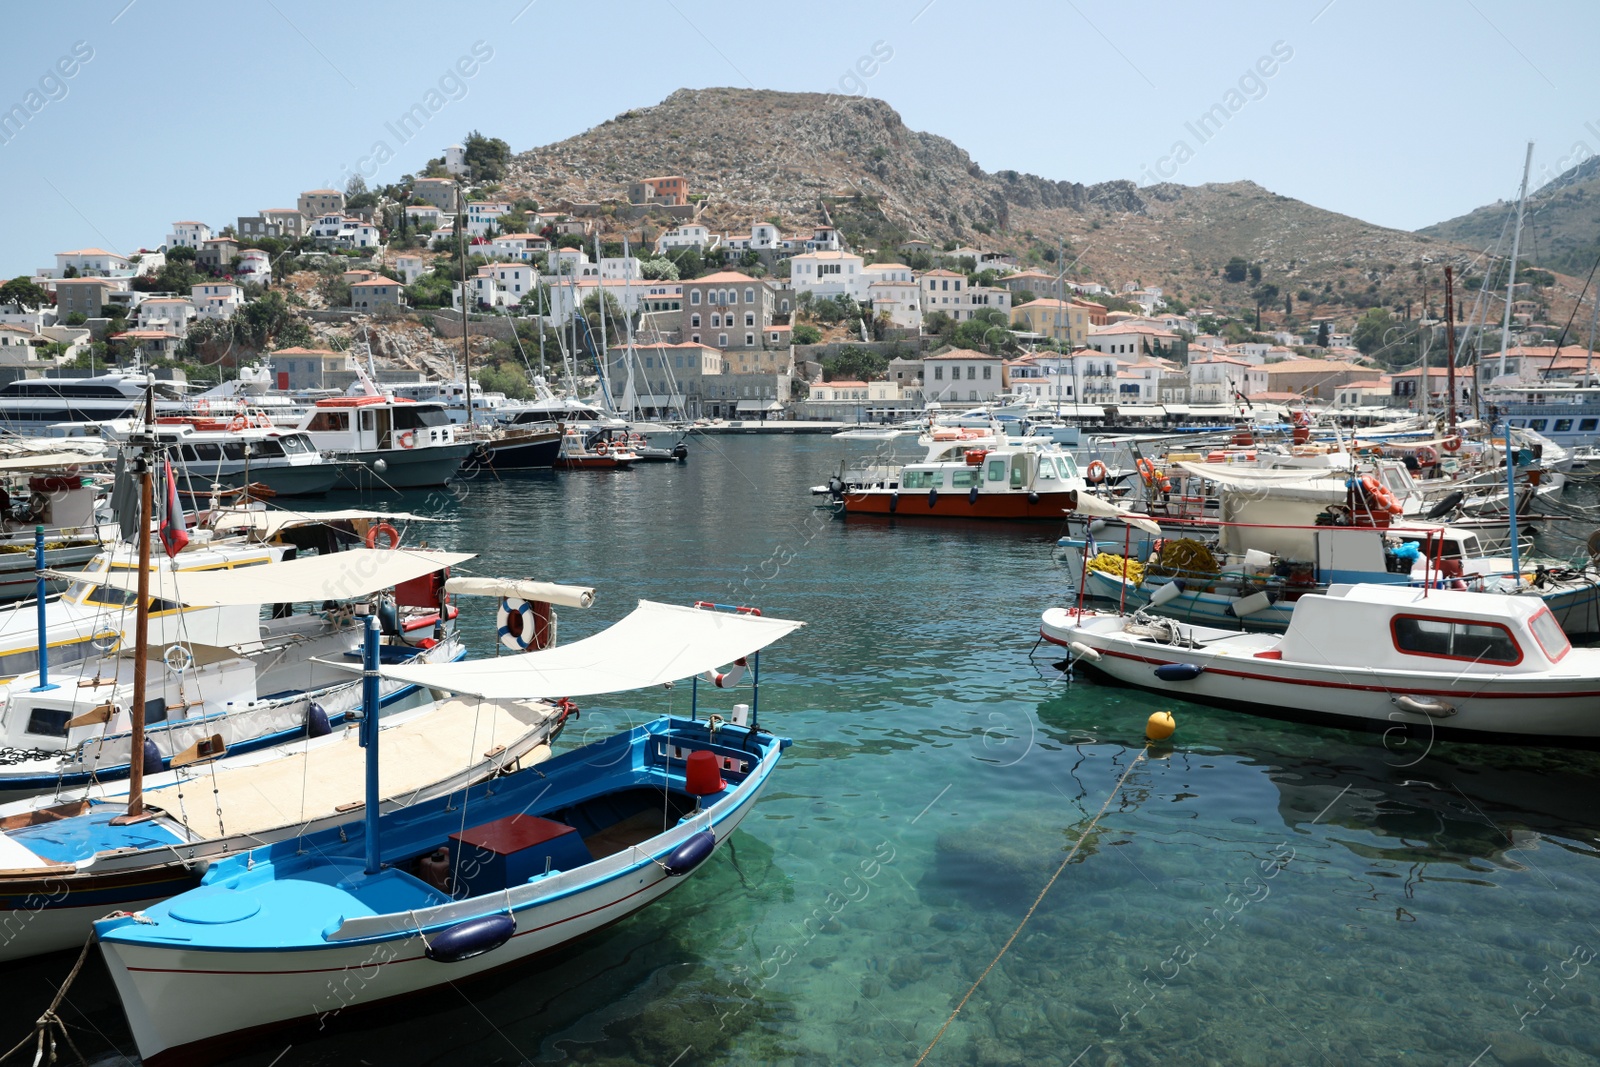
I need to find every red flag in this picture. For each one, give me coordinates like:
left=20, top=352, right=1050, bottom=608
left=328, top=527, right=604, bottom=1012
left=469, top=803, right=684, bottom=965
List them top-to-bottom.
left=159, top=457, right=189, bottom=558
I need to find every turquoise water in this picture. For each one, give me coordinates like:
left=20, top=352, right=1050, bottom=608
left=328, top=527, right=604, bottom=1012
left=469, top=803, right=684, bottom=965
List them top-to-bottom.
left=8, top=437, right=1600, bottom=1066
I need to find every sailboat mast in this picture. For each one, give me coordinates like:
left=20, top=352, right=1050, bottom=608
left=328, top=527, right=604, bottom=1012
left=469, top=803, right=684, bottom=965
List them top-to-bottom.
left=1497, top=142, right=1534, bottom=379
left=457, top=180, right=474, bottom=426
left=594, top=232, right=610, bottom=412
left=1444, top=266, right=1459, bottom=435
left=1585, top=288, right=1598, bottom=387
left=121, top=386, right=156, bottom=822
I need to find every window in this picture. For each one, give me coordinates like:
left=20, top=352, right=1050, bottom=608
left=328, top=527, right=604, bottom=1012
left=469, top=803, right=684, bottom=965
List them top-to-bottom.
left=745, top=288, right=754, bottom=303
left=691, top=290, right=701, bottom=305
left=691, top=314, right=701, bottom=328
left=711, top=314, right=721, bottom=327
left=745, top=314, right=754, bottom=327
left=718, top=333, right=728, bottom=348
left=745, top=333, right=755, bottom=347
left=691, top=334, right=700, bottom=344
left=934, top=366, right=944, bottom=380
left=982, top=366, right=992, bottom=380
left=967, top=367, right=976, bottom=380
left=305, top=410, right=349, bottom=433
left=1579, top=418, right=1598, bottom=432
left=1528, top=419, right=1548, bottom=431
left=1553, top=419, right=1572, bottom=432
left=986, top=459, right=1006, bottom=482
left=950, top=469, right=978, bottom=488
left=1528, top=609, right=1570, bottom=661
left=1391, top=615, right=1521, bottom=665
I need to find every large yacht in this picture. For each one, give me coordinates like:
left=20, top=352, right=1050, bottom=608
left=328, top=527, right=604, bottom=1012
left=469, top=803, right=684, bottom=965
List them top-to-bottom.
left=0, top=374, right=187, bottom=433
left=296, top=394, right=473, bottom=489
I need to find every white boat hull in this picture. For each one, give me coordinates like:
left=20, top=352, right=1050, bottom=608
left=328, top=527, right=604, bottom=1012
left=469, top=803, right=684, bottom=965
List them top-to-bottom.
left=1042, top=608, right=1600, bottom=743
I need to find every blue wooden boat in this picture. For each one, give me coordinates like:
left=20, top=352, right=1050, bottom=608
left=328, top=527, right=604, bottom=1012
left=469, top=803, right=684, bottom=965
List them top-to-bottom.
left=95, top=600, right=800, bottom=1066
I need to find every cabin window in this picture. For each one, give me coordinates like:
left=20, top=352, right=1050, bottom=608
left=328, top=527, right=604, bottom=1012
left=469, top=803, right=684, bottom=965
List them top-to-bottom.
left=393, top=406, right=450, bottom=430
left=306, top=411, right=349, bottom=432
left=1527, top=419, right=1548, bottom=431
left=1553, top=419, right=1572, bottom=432
left=1580, top=419, right=1598, bottom=432
left=278, top=434, right=313, bottom=454
left=252, top=438, right=287, bottom=458
left=190, top=443, right=222, bottom=461
left=222, top=443, right=248, bottom=461
left=1010, top=457, right=1026, bottom=488
left=1037, top=458, right=1057, bottom=481
left=986, top=459, right=1006, bottom=483
left=901, top=469, right=942, bottom=489
left=949, top=469, right=978, bottom=488
left=85, top=584, right=138, bottom=608
left=1528, top=609, right=1570, bottom=662
left=1391, top=615, right=1521, bottom=665
left=25, top=707, right=70, bottom=738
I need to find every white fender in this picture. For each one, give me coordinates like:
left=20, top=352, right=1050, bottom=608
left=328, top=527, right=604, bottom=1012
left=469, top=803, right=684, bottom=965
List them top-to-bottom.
left=1068, top=641, right=1102, bottom=662
left=703, top=656, right=747, bottom=688
left=1393, top=694, right=1457, bottom=718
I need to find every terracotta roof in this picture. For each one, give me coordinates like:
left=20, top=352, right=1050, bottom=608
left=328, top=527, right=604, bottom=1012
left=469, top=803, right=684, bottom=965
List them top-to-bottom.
left=301, top=189, right=341, bottom=195
left=55, top=248, right=124, bottom=257
left=865, top=262, right=909, bottom=269
left=921, top=269, right=964, bottom=278
left=692, top=271, right=761, bottom=283
left=351, top=276, right=401, bottom=287
left=0, top=324, right=33, bottom=334
left=272, top=346, right=342, bottom=356
left=925, top=348, right=1003, bottom=361
left=1265, top=359, right=1366, bottom=373
left=818, top=379, right=870, bottom=388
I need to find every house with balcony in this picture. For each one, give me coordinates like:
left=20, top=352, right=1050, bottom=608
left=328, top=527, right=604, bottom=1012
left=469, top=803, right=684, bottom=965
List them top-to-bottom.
left=628, top=175, right=688, bottom=207
left=297, top=189, right=345, bottom=219
left=465, top=201, right=512, bottom=236
left=405, top=205, right=446, bottom=230
left=167, top=221, right=212, bottom=250
left=655, top=224, right=716, bottom=254
left=489, top=233, right=550, bottom=261
left=49, top=248, right=132, bottom=279
left=236, top=249, right=271, bottom=286
left=791, top=250, right=867, bottom=301
left=392, top=254, right=427, bottom=285
left=679, top=271, right=775, bottom=351
left=53, top=277, right=126, bottom=319
left=191, top=282, right=243, bottom=320
left=138, top=297, right=196, bottom=338
left=1011, top=299, right=1089, bottom=347
left=1089, top=322, right=1182, bottom=359
left=111, top=328, right=180, bottom=360
left=1187, top=355, right=1266, bottom=404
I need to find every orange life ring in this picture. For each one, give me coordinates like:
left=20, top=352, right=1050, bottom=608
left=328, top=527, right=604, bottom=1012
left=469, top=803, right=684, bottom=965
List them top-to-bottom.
left=195, top=399, right=211, bottom=415
left=228, top=416, right=247, bottom=431
left=397, top=430, right=417, bottom=450
left=1442, top=436, right=1462, bottom=453
left=594, top=441, right=608, bottom=456
left=1415, top=445, right=1438, bottom=465
left=1136, top=458, right=1157, bottom=488
left=1085, top=460, right=1108, bottom=484
left=365, top=521, right=400, bottom=550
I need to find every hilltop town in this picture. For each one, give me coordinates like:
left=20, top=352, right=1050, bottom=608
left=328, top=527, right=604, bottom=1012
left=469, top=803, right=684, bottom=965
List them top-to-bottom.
left=0, top=100, right=1590, bottom=423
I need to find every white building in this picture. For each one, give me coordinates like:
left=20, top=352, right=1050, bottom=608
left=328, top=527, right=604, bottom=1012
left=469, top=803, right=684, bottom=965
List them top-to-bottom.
left=444, top=143, right=467, bottom=177
left=465, top=201, right=512, bottom=237
left=405, top=205, right=445, bottom=230
left=311, top=215, right=381, bottom=249
left=167, top=221, right=212, bottom=250
left=655, top=225, right=716, bottom=254
left=490, top=234, right=550, bottom=262
left=48, top=248, right=132, bottom=279
left=547, top=248, right=589, bottom=276
left=236, top=249, right=271, bottom=287
left=791, top=250, right=866, bottom=301
left=392, top=254, right=427, bottom=285
left=599, top=257, right=644, bottom=281
left=920, top=269, right=974, bottom=321
left=868, top=279, right=921, bottom=329
left=190, top=282, right=243, bottom=321
left=138, top=297, right=197, bottom=338
left=1089, top=323, right=1180, bottom=358
left=923, top=348, right=1006, bottom=404
left=1188, top=355, right=1267, bottom=404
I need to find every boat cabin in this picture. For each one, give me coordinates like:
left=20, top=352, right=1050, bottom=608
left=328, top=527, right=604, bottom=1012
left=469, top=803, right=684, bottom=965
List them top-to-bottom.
left=299, top=396, right=457, bottom=453
left=897, top=448, right=1082, bottom=495
left=1274, top=585, right=1571, bottom=674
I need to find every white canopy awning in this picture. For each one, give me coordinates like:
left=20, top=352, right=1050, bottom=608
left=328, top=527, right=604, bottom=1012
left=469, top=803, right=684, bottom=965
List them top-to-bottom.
left=0, top=451, right=110, bottom=472
left=1173, top=461, right=1350, bottom=492
left=1065, top=490, right=1162, bottom=535
left=207, top=508, right=438, bottom=540
left=57, top=548, right=472, bottom=606
left=376, top=600, right=805, bottom=700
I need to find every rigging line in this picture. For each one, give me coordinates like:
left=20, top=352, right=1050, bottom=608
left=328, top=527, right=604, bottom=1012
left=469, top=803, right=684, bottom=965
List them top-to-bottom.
left=1534, top=248, right=1600, bottom=378
left=913, top=741, right=1154, bottom=1066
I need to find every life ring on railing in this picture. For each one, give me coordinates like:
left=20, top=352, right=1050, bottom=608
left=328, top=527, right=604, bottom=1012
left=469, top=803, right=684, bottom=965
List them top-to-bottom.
left=195, top=399, right=211, bottom=416
left=228, top=416, right=247, bottom=432
left=397, top=430, right=417, bottom=450
left=1442, top=436, right=1462, bottom=453
left=594, top=441, right=608, bottom=456
left=1415, top=445, right=1438, bottom=466
left=1136, top=458, right=1158, bottom=488
left=1085, top=460, right=1108, bottom=484
left=365, top=522, right=400, bottom=550
left=703, top=656, right=747, bottom=688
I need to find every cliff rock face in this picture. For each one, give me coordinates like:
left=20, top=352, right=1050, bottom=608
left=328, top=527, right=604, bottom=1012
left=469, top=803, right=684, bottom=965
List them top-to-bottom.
left=505, top=88, right=1485, bottom=308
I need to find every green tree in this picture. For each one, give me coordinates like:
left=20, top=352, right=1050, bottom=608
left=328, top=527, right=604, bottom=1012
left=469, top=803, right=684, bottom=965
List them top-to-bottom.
left=462, top=131, right=512, bottom=182
left=1223, top=257, right=1248, bottom=283
left=639, top=258, right=680, bottom=281
left=1248, top=263, right=1262, bottom=285
left=0, top=277, right=48, bottom=309
left=1351, top=307, right=1393, bottom=355
left=1316, top=320, right=1330, bottom=347
left=792, top=322, right=822, bottom=345
left=822, top=346, right=889, bottom=382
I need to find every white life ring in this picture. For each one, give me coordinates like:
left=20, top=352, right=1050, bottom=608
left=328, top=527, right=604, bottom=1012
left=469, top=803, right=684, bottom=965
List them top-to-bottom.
left=397, top=430, right=417, bottom=450
left=498, top=597, right=536, bottom=651
left=163, top=644, right=193, bottom=674
left=703, top=656, right=747, bottom=688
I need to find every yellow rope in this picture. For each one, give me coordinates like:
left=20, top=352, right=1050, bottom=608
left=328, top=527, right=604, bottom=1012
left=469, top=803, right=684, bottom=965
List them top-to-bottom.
left=1086, top=552, right=1144, bottom=584
left=914, top=743, right=1151, bottom=1066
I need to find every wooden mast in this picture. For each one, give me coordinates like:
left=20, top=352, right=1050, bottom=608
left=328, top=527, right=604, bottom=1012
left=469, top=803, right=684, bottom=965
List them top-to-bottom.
left=1444, top=266, right=1458, bottom=436
left=114, top=385, right=156, bottom=823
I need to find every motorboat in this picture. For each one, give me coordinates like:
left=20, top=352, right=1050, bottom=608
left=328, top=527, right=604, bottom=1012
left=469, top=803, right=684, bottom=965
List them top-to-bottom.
left=0, top=373, right=187, bottom=434
left=296, top=395, right=474, bottom=489
left=104, top=415, right=348, bottom=497
left=555, top=426, right=636, bottom=469
left=835, top=443, right=1087, bottom=520
left=0, top=451, right=113, bottom=601
left=1040, top=584, right=1600, bottom=745
left=95, top=599, right=801, bottom=1064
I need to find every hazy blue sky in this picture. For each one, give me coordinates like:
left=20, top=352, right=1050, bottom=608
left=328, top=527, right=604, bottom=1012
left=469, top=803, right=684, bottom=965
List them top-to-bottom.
left=3, top=1, right=1596, bottom=278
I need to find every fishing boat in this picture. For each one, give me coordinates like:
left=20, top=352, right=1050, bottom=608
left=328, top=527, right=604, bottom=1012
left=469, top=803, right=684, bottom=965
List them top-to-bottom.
left=0, top=414, right=573, bottom=963
left=457, top=423, right=564, bottom=476
left=836, top=443, right=1086, bottom=520
left=0, top=452, right=113, bottom=602
left=0, top=547, right=469, bottom=799
left=1040, top=584, right=1600, bottom=745
left=95, top=599, right=801, bottom=1065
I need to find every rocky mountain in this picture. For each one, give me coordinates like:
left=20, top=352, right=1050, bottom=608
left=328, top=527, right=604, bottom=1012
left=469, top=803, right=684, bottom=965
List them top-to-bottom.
left=500, top=88, right=1491, bottom=321
left=1418, top=156, right=1600, bottom=278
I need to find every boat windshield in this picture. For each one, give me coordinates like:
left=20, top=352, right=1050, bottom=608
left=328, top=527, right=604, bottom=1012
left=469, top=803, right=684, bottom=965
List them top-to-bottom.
left=394, top=406, right=451, bottom=430
left=277, top=433, right=315, bottom=454
left=1528, top=609, right=1571, bottom=662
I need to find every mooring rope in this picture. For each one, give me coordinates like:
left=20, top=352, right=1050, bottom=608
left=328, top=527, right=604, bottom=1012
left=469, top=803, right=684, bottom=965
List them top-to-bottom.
left=913, top=742, right=1152, bottom=1066
left=0, top=933, right=95, bottom=1066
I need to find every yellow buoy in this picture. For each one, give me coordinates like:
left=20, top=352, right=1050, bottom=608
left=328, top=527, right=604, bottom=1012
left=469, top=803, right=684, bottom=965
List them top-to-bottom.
left=1146, top=710, right=1176, bottom=742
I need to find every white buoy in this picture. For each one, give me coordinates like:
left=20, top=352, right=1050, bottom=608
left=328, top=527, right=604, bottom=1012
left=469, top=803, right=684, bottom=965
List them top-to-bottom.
left=1243, top=549, right=1273, bottom=572
left=1149, top=580, right=1184, bottom=606
left=1230, top=590, right=1274, bottom=617
left=1069, top=641, right=1102, bottom=662
left=1393, top=695, right=1456, bottom=718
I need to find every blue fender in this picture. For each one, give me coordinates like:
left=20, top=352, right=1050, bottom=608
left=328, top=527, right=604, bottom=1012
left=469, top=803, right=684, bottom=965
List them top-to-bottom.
left=968, top=486, right=979, bottom=505
left=927, top=489, right=938, bottom=508
left=888, top=493, right=898, bottom=513
left=1154, top=663, right=1204, bottom=682
left=305, top=701, right=332, bottom=738
left=142, top=738, right=162, bottom=776
left=663, top=830, right=718, bottom=876
left=425, top=913, right=516, bottom=963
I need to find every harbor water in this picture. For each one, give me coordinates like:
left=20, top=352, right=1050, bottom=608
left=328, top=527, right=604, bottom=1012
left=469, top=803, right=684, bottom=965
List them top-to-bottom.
left=7, top=436, right=1600, bottom=1066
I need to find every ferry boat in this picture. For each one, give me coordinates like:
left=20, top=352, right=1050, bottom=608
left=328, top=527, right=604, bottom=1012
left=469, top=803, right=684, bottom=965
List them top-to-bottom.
left=0, top=373, right=187, bottom=434
left=1483, top=382, right=1600, bottom=448
left=296, top=395, right=474, bottom=489
left=1041, top=585, right=1600, bottom=745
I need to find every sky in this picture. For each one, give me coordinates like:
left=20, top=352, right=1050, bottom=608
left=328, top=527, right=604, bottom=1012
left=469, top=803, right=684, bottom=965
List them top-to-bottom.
left=3, top=0, right=1597, bottom=279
